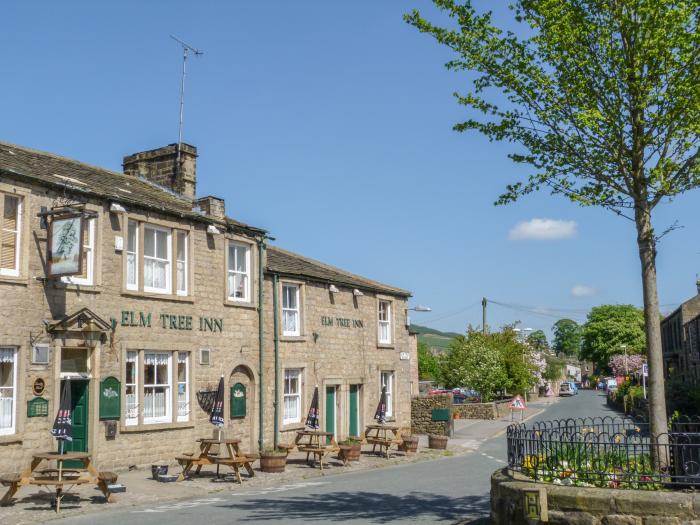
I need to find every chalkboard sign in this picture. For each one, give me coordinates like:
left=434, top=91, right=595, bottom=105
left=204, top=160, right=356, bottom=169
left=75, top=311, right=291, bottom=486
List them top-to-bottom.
left=99, top=376, right=121, bottom=420
left=230, top=383, right=246, bottom=418
left=27, top=397, right=49, bottom=417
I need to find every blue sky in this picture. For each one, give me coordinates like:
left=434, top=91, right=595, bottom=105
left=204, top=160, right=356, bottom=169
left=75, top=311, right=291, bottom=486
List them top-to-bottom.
left=2, top=2, right=698, bottom=339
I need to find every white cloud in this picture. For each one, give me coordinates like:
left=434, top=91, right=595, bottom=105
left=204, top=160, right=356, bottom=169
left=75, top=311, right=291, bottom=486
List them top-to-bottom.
left=508, top=218, right=577, bottom=241
left=571, top=285, right=596, bottom=297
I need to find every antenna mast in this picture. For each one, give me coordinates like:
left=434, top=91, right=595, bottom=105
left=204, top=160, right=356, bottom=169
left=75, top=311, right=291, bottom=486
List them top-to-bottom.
left=170, top=35, right=203, bottom=166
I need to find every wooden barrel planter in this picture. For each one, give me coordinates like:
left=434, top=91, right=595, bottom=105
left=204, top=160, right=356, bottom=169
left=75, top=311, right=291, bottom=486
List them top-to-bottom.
left=428, top=434, right=448, bottom=450
left=400, top=435, right=419, bottom=453
left=338, top=443, right=362, bottom=463
left=260, top=450, right=287, bottom=473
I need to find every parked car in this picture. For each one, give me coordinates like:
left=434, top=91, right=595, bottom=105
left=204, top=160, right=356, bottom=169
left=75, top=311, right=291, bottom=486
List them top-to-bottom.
left=605, top=378, right=618, bottom=392
left=566, top=381, right=579, bottom=395
left=559, top=382, right=574, bottom=397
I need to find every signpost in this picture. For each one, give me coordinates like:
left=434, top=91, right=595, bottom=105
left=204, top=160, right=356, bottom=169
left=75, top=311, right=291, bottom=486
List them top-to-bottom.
left=510, top=395, right=527, bottom=421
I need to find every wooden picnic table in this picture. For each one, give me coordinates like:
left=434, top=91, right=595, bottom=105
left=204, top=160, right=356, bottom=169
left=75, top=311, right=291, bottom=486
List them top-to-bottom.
left=364, top=424, right=403, bottom=458
left=295, top=430, right=339, bottom=474
left=176, top=438, right=254, bottom=483
left=0, top=451, right=115, bottom=512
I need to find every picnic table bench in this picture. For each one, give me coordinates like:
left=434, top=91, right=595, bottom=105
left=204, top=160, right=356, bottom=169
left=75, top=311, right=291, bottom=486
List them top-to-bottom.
left=364, top=424, right=403, bottom=458
left=295, top=430, right=339, bottom=474
left=177, top=438, right=254, bottom=483
left=0, top=452, right=115, bottom=512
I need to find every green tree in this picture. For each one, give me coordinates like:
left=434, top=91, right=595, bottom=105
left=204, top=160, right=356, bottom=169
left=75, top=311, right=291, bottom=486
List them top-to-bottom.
left=406, top=0, right=700, bottom=449
left=581, top=305, right=646, bottom=372
left=552, top=319, right=582, bottom=357
left=527, top=329, right=549, bottom=351
left=438, top=331, right=508, bottom=401
left=418, top=341, right=439, bottom=380
left=543, top=355, right=566, bottom=382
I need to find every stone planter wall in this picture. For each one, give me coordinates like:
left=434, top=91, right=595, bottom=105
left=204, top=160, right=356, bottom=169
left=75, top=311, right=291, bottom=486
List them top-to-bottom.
left=411, top=394, right=453, bottom=436
left=454, top=400, right=511, bottom=420
left=491, top=467, right=700, bottom=525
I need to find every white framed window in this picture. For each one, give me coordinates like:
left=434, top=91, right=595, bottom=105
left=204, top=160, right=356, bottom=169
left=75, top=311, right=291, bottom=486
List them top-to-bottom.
left=0, top=194, right=22, bottom=277
left=62, top=218, right=95, bottom=286
left=126, top=220, right=138, bottom=290
left=143, top=225, right=171, bottom=294
left=176, top=231, right=188, bottom=296
left=228, top=241, right=251, bottom=302
left=282, top=284, right=300, bottom=336
left=378, top=301, right=392, bottom=344
left=32, top=344, right=49, bottom=365
left=0, top=347, right=17, bottom=435
left=125, top=351, right=138, bottom=426
left=143, top=352, right=171, bottom=424
left=177, top=352, right=189, bottom=422
left=283, top=368, right=302, bottom=424
left=381, top=371, right=394, bottom=418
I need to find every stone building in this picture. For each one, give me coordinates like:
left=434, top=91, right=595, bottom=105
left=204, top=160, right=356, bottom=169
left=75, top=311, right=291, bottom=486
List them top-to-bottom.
left=0, top=140, right=417, bottom=474
left=661, top=283, right=700, bottom=383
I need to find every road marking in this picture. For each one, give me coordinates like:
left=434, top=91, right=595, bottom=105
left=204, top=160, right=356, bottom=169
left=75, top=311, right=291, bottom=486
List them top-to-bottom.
left=229, top=481, right=328, bottom=497
left=133, top=498, right=225, bottom=513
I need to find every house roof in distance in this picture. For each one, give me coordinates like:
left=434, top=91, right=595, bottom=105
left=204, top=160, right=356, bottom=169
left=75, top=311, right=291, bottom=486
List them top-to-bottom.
left=0, top=140, right=265, bottom=235
left=266, top=245, right=411, bottom=297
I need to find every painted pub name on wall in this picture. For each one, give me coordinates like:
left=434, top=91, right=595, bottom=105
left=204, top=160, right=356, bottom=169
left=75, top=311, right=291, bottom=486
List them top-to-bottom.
left=118, top=311, right=224, bottom=332
left=321, top=316, right=364, bottom=329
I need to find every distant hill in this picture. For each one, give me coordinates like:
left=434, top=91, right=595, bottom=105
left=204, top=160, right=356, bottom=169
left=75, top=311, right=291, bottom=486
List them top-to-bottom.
left=411, top=324, right=461, bottom=353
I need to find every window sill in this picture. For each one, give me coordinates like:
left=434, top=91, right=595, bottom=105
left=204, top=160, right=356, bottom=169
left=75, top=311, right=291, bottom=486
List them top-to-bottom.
left=0, top=276, right=28, bottom=286
left=54, top=282, right=101, bottom=294
left=121, top=290, right=195, bottom=303
left=224, top=300, right=257, bottom=310
left=280, top=336, right=307, bottom=343
left=377, top=344, right=395, bottom=350
left=120, top=421, right=195, bottom=433
left=281, top=421, right=303, bottom=430
left=0, top=434, right=21, bottom=445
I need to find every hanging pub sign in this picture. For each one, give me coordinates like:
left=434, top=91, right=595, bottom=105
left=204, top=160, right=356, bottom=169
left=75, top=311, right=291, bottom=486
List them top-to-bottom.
left=47, top=213, right=85, bottom=277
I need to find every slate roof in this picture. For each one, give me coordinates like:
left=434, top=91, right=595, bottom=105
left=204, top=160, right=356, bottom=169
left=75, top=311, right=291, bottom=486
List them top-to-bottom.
left=0, top=140, right=266, bottom=235
left=266, top=246, right=411, bottom=297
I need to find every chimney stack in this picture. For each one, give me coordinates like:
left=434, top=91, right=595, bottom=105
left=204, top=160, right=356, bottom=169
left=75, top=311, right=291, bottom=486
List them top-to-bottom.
left=123, top=143, right=197, bottom=200
left=195, top=196, right=225, bottom=220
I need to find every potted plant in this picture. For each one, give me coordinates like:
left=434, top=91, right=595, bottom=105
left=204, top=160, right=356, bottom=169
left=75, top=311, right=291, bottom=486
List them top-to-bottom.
left=399, top=434, right=419, bottom=453
left=428, top=434, right=448, bottom=450
left=338, top=437, right=362, bottom=463
left=259, top=448, right=288, bottom=473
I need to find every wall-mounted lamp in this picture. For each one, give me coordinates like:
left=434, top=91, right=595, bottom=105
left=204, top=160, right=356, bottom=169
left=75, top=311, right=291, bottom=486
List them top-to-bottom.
left=110, top=202, right=127, bottom=214
left=207, top=225, right=221, bottom=235
left=328, top=284, right=340, bottom=293
left=353, top=289, right=364, bottom=296
left=406, top=304, right=432, bottom=327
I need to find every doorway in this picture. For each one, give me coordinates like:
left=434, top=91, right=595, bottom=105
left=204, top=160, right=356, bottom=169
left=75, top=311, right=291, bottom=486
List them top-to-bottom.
left=60, top=379, right=89, bottom=467
left=349, top=384, right=361, bottom=437
left=325, top=386, right=337, bottom=444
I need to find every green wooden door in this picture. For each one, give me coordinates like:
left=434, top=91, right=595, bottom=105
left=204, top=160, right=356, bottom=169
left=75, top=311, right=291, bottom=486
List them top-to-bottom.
left=61, top=380, right=89, bottom=468
left=349, top=385, right=359, bottom=437
left=325, top=386, right=335, bottom=445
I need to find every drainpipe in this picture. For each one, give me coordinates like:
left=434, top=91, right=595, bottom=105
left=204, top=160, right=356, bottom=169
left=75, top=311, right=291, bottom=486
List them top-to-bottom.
left=257, top=239, right=266, bottom=451
left=272, top=273, right=280, bottom=448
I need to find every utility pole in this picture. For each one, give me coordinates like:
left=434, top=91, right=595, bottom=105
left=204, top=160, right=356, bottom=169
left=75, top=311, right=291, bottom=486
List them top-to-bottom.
left=482, top=297, right=487, bottom=334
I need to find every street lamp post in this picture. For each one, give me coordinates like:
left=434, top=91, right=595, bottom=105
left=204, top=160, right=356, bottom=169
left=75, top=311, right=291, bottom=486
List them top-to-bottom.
left=405, top=304, right=432, bottom=327
left=621, top=344, right=628, bottom=377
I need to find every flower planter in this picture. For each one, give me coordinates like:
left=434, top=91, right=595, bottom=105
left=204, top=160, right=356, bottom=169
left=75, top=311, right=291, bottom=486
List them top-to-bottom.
left=428, top=434, right=448, bottom=450
left=400, top=435, right=419, bottom=453
left=338, top=443, right=362, bottom=462
left=260, top=451, right=287, bottom=473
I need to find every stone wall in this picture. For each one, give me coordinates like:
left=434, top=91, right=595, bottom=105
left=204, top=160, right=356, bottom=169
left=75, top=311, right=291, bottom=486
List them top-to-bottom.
left=411, top=394, right=453, bottom=436
left=454, top=400, right=512, bottom=420
left=491, top=467, right=700, bottom=525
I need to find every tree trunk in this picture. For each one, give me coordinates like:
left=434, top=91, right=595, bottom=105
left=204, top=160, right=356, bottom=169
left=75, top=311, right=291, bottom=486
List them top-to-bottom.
left=634, top=200, right=668, bottom=468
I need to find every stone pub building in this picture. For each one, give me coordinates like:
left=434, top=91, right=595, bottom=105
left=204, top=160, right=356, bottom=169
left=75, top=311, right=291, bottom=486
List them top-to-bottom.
left=0, top=141, right=417, bottom=473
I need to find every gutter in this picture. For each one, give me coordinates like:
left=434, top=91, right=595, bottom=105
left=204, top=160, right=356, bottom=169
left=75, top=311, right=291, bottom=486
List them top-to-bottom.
left=257, top=239, right=266, bottom=451
left=272, top=273, right=281, bottom=449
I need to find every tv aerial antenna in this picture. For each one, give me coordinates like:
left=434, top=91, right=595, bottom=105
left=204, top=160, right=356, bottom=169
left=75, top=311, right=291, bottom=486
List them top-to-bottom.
left=170, top=35, right=203, bottom=166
